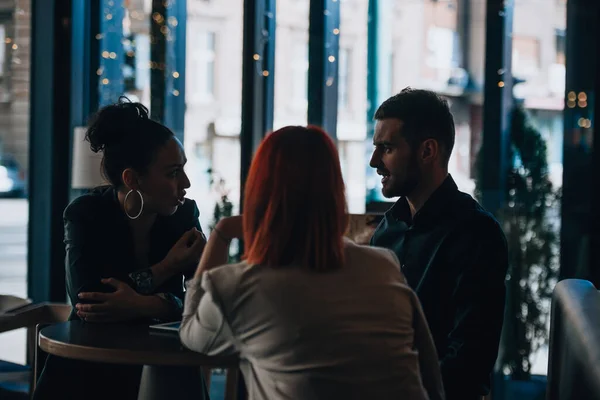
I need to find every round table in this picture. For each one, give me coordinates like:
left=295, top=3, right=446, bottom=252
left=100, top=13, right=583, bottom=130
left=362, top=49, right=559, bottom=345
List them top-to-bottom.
left=39, top=321, right=238, bottom=400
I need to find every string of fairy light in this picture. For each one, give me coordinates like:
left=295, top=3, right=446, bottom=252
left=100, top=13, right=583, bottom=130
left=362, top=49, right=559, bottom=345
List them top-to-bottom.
left=9, top=0, right=586, bottom=130
left=66, top=0, right=341, bottom=102
left=97, top=0, right=182, bottom=103
left=324, top=0, right=340, bottom=87
left=252, top=1, right=340, bottom=83
left=152, top=3, right=182, bottom=97
left=5, top=8, right=25, bottom=75
left=495, top=78, right=592, bottom=130
left=566, top=91, right=592, bottom=129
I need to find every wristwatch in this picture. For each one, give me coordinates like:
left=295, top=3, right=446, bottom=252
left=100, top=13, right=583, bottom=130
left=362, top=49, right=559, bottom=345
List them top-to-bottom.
left=129, top=268, right=154, bottom=294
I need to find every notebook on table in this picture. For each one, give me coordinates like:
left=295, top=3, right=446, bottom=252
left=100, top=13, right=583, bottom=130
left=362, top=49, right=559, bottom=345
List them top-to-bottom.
left=149, top=321, right=181, bottom=334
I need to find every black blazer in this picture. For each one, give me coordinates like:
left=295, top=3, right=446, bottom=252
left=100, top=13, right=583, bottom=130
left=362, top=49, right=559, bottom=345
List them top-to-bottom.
left=63, top=185, right=202, bottom=321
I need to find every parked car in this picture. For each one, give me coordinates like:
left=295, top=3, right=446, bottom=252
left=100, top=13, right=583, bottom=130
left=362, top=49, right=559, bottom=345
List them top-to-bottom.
left=0, top=154, right=26, bottom=198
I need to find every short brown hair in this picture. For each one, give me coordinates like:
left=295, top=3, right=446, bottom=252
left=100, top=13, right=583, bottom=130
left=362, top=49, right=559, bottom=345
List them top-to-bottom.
left=375, top=87, right=455, bottom=163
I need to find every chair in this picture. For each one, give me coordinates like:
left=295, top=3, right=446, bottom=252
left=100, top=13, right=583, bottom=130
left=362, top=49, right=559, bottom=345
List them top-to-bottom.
left=345, top=214, right=382, bottom=245
left=547, top=279, right=600, bottom=400
left=0, top=295, right=32, bottom=399
left=0, top=296, right=31, bottom=314
left=0, top=300, right=71, bottom=399
left=202, top=367, right=240, bottom=400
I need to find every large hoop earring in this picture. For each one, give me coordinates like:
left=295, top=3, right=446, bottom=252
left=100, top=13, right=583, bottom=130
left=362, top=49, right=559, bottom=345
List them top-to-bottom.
left=124, top=189, right=144, bottom=220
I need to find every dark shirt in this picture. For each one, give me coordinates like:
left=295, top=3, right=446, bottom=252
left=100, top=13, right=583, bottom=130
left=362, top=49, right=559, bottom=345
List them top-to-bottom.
left=371, top=176, right=508, bottom=400
left=64, top=185, right=202, bottom=321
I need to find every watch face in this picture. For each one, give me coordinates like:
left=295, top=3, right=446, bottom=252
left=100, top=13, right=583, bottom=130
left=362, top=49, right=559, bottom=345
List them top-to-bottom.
left=129, top=268, right=154, bottom=294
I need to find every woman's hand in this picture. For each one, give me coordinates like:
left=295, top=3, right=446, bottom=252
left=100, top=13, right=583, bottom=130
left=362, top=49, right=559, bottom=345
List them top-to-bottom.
left=194, top=215, right=244, bottom=278
left=215, top=216, right=244, bottom=241
left=161, top=228, right=206, bottom=274
left=76, top=278, right=143, bottom=322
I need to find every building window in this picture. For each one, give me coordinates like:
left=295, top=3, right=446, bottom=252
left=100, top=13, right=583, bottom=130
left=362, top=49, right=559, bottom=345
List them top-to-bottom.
left=0, top=25, right=5, bottom=77
left=425, top=27, right=460, bottom=86
left=426, top=27, right=458, bottom=69
left=555, top=28, right=566, bottom=65
left=191, top=30, right=216, bottom=101
left=205, top=32, right=216, bottom=96
left=122, top=33, right=151, bottom=106
left=512, top=36, right=540, bottom=78
left=291, top=42, right=308, bottom=107
left=338, top=47, right=350, bottom=109
left=389, top=51, right=395, bottom=92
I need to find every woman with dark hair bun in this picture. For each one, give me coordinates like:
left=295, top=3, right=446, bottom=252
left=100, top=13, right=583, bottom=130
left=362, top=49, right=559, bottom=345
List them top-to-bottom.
left=33, top=97, right=208, bottom=399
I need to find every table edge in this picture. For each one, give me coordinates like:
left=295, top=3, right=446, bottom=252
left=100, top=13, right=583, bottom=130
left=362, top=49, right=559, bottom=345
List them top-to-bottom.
left=39, top=331, right=238, bottom=367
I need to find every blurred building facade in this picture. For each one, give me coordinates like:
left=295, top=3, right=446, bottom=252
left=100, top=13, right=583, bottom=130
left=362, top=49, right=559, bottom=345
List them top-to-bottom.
left=0, top=0, right=566, bottom=226
left=0, top=0, right=30, bottom=173
left=183, top=0, right=566, bottom=224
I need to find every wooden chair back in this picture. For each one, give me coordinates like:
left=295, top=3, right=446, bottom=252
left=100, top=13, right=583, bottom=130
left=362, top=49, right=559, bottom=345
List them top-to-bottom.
left=0, top=301, right=71, bottom=398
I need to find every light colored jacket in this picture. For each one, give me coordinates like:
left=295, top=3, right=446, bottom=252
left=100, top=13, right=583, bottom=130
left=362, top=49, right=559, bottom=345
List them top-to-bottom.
left=180, top=239, right=445, bottom=400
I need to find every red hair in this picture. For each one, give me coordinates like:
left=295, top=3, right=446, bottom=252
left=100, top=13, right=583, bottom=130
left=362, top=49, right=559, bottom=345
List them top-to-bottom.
left=243, top=126, right=348, bottom=271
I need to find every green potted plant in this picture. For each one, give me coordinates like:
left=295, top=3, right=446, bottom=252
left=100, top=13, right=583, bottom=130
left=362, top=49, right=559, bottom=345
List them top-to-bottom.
left=475, top=105, right=560, bottom=399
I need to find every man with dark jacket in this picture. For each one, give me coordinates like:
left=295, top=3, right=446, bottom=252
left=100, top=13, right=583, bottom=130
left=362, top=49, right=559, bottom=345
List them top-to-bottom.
left=369, top=88, right=508, bottom=400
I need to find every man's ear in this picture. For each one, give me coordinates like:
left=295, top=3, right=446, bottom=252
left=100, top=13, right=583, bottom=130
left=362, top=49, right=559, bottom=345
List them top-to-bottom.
left=420, top=138, right=440, bottom=164
left=121, top=168, right=140, bottom=191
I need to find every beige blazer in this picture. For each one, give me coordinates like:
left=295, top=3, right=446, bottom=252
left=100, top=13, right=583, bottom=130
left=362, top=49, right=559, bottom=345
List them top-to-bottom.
left=180, top=239, right=445, bottom=400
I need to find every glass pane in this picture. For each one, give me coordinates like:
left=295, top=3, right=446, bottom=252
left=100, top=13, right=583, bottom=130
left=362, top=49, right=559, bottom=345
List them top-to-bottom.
left=0, top=0, right=30, bottom=365
left=99, top=0, right=152, bottom=109
left=122, top=0, right=152, bottom=107
left=183, top=0, right=243, bottom=236
left=273, top=0, right=309, bottom=129
left=338, top=0, right=368, bottom=213
left=354, top=0, right=565, bottom=381
left=362, top=0, right=475, bottom=207
left=511, top=0, right=566, bottom=377
left=337, top=47, right=350, bottom=110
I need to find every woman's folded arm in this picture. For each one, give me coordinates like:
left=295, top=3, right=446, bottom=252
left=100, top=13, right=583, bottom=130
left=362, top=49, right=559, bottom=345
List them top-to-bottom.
left=179, top=274, right=237, bottom=356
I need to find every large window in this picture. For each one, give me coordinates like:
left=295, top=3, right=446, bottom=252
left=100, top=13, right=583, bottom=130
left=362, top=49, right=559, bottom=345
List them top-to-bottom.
left=0, top=0, right=30, bottom=365
left=6, top=0, right=571, bottom=382
left=98, top=0, right=152, bottom=108
left=122, top=0, right=152, bottom=106
left=184, top=0, right=243, bottom=233
left=273, top=0, right=309, bottom=129
left=338, top=0, right=368, bottom=213
left=363, top=0, right=475, bottom=204
left=512, top=0, right=566, bottom=376
left=555, top=28, right=566, bottom=65
left=189, top=30, right=216, bottom=101
left=512, top=36, right=541, bottom=78
left=290, top=41, right=308, bottom=108
left=338, top=47, right=351, bottom=110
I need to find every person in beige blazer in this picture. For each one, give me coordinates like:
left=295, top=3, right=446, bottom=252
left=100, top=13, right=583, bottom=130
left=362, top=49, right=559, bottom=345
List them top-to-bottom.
left=180, top=126, right=445, bottom=400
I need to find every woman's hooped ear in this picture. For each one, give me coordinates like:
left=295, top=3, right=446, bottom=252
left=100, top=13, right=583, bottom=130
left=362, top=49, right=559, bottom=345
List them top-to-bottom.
left=121, top=168, right=140, bottom=191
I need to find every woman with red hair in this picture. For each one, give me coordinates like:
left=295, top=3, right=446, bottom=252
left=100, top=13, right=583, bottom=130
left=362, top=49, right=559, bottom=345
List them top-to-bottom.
left=180, top=126, right=444, bottom=400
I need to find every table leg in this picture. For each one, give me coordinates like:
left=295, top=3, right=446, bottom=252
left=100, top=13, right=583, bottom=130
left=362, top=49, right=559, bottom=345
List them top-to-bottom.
left=137, top=365, right=209, bottom=400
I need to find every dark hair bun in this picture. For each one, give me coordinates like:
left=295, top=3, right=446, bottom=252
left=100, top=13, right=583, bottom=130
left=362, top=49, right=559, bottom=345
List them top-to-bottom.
left=82, top=96, right=174, bottom=188
left=86, top=96, right=150, bottom=153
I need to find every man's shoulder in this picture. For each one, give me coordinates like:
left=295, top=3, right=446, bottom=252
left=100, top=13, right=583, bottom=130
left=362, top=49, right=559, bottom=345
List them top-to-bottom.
left=452, top=190, right=497, bottom=221
left=449, top=191, right=506, bottom=243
